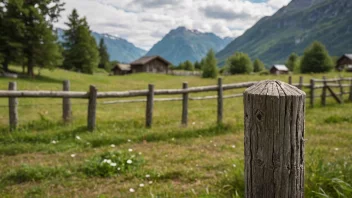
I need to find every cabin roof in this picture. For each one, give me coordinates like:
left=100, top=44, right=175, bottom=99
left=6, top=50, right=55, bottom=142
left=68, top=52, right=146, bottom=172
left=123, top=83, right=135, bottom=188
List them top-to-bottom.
left=130, top=56, right=171, bottom=66
left=112, top=64, right=131, bottom=71
left=271, top=65, right=289, bottom=71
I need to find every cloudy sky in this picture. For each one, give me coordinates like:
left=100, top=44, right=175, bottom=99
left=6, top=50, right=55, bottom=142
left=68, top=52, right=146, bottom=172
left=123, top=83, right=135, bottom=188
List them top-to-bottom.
left=55, top=0, right=291, bottom=50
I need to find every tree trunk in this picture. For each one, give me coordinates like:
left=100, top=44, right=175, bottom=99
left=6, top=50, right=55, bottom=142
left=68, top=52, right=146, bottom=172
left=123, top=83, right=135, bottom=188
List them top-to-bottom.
left=27, top=53, right=34, bottom=77
left=2, top=55, right=9, bottom=72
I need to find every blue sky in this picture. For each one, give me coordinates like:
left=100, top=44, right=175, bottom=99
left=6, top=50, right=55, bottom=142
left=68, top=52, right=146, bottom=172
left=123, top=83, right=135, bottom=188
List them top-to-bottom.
left=57, top=0, right=291, bottom=50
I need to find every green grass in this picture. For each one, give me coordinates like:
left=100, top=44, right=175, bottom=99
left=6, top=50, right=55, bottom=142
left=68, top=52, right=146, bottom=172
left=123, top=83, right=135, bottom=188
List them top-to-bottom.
left=0, top=66, right=351, bottom=197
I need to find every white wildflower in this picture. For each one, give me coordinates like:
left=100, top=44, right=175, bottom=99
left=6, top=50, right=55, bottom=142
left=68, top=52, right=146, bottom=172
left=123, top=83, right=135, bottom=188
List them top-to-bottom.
left=192, top=122, right=196, bottom=125
left=76, top=136, right=81, bottom=140
left=128, top=139, right=131, bottom=142
left=51, top=140, right=57, bottom=144
left=111, top=144, right=116, bottom=148
left=232, top=145, right=236, bottom=148
left=128, top=148, right=133, bottom=152
left=334, top=148, right=339, bottom=151
left=138, top=152, right=142, bottom=155
left=71, top=154, right=76, bottom=158
left=106, top=159, right=112, bottom=164
left=127, top=159, right=132, bottom=164
left=110, top=163, right=117, bottom=167
left=233, top=164, right=237, bottom=168
left=117, top=167, right=121, bottom=171
left=146, top=174, right=150, bottom=178
left=149, top=181, right=153, bottom=184
left=139, top=183, right=144, bottom=187
left=129, top=188, right=135, bottom=193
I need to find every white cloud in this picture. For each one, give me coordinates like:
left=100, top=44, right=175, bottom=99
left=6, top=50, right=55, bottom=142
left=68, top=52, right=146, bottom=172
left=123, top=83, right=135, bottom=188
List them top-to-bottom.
left=56, top=0, right=290, bottom=50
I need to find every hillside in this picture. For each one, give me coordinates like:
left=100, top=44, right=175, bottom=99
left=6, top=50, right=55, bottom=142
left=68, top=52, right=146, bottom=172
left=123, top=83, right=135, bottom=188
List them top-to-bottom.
left=216, top=0, right=352, bottom=66
left=146, top=27, right=233, bottom=65
left=57, top=28, right=146, bottom=63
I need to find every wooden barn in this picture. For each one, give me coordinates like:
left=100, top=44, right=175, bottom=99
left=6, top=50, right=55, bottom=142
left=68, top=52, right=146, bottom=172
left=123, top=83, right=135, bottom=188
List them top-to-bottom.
left=336, top=54, right=352, bottom=72
left=130, top=56, right=171, bottom=74
left=111, top=63, right=131, bottom=75
left=270, top=65, right=289, bottom=75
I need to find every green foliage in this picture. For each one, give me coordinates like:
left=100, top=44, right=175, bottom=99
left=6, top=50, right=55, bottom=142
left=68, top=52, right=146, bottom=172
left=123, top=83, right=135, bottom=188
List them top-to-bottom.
left=63, top=9, right=99, bottom=74
left=98, top=38, right=110, bottom=70
left=300, top=41, right=334, bottom=73
left=202, top=49, right=218, bottom=78
left=227, top=52, right=253, bottom=74
left=286, top=53, right=300, bottom=72
left=253, top=58, right=265, bottom=72
left=184, top=60, right=194, bottom=71
left=194, top=61, right=201, bottom=70
left=259, top=70, right=270, bottom=75
left=324, top=115, right=352, bottom=124
left=82, top=151, right=144, bottom=177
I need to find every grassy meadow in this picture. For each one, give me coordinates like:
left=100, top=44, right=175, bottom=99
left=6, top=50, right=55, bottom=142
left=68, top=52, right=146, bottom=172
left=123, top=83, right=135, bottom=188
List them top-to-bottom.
left=0, top=67, right=352, bottom=197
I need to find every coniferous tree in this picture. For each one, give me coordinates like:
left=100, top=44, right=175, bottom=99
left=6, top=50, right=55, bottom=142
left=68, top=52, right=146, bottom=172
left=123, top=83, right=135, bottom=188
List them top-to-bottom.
left=63, top=9, right=99, bottom=74
left=98, top=38, right=110, bottom=70
left=300, top=41, right=333, bottom=73
left=202, top=49, right=218, bottom=78
left=227, top=52, right=253, bottom=74
left=286, top=53, right=300, bottom=72
left=253, top=58, right=265, bottom=72
left=184, top=60, right=194, bottom=71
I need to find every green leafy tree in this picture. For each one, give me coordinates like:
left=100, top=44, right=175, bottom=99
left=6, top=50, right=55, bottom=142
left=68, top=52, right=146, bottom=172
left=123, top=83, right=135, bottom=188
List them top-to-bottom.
left=63, top=9, right=99, bottom=74
left=98, top=38, right=110, bottom=70
left=300, top=41, right=333, bottom=73
left=202, top=49, right=218, bottom=78
left=227, top=52, right=253, bottom=74
left=286, top=53, right=300, bottom=72
left=253, top=58, right=265, bottom=72
left=184, top=60, right=194, bottom=71
left=194, top=61, right=201, bottom=70
left=178, top=62, right=185, bottom=70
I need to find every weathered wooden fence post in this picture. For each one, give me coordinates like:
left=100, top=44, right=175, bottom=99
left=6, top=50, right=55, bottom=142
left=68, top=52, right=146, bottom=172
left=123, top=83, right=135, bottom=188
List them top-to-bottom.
left=288, top=76, right=292, bottom=85
left=298, top=76, right=303, bottom=90
left=322, top=76, right=327, bottom=106
left=217, top=78, right=223, bottom=124
left=338, top=78, right=344, bottom=103
left=310, top=79, right=315, bottom=107
left=63, top=80, right=72, bottom=123
left=244, top=80, right=306, bottom=198
left=349, top=80, right=352, bottom=102
left=8, top=82, right=18, bottom=131
left=182, top=82, right=188, bottom=126
left=146, top=84, right=154, bottom=128
left=87, top=85, right=97, bottom=131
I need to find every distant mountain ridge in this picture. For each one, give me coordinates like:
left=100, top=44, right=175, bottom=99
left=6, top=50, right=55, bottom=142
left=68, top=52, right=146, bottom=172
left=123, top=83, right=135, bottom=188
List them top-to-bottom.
left=216, top=0, right=352, bottom=66
left=146, top=27, right=233, bottom=65
left=57, top=28, right=146, bottom=63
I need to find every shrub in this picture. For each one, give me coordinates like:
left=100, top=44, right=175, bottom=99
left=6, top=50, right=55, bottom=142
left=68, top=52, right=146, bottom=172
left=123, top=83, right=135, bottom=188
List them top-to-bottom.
left=300, top=41, right=333, bottom=73
left=202, top=49, right=218, bottom=78
left=226, top=52, right=253, bottom=74
left=286, top=53, right=300, bottom=72
left=253, top=58, right=265, bottom=72
left=259, top=70, right=269, bottom=75
left=81, top=151, right=144, bottom=177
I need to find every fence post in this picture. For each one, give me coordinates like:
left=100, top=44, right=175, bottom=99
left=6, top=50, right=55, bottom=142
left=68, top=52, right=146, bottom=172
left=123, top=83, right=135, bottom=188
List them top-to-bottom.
left=288, top=76, right=292, bottom=85
left=298, top=76, right=303, bottom=90
left=321, top=76, right=327, bottom=106
left=217, top=78, right=223, bottom=124
left=338, top=78, right=344, bottom=104
left=310, top=79, right=315, bottom=107
left=63, top=80, right=72, bottom=123
left=244, top=80, right=306, bottom=198
left=350, top=80, right=352, bottom=102
left=8, top=82, right=18, bottom=131
left=182, top=82, right=188, bottom=126
left=146, top=84, right=154, bottom=128
left=87, top=85, right=97, bottom=131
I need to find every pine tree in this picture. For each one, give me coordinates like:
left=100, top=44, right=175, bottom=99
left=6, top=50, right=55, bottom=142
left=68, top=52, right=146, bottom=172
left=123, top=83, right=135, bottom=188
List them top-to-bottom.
left=63, top=10, right=99, bottom=74
left=98, top=38, right=110, bottom=70
left=300, top=41, right=333, bottom=73
left=202, top=49, right=218, bottom=78
left=227, top=52, right=253, bottom=74
left=286, top=53, right=299, bottom=72
left=253, top=58, right=265, bottom=72
left=184, top=60, right=194, bottom=71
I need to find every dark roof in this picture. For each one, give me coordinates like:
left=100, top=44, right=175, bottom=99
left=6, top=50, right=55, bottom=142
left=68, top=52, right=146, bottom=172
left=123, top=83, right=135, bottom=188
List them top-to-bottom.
left=337, top=54, right=352, bottom=62
left=130, top=56, right=171, bottom=66
left=271, top=65, right=289, bottom=71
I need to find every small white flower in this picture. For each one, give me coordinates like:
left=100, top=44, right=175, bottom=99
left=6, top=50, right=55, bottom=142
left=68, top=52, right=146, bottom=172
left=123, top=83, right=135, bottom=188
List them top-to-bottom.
left=0, top=2, right=5, bottom=8
left=34, top=4, right=39, bottom=8
left=192, top=122, right=196, bottom=125
left=76, top=136, right=81, bottom=140
left=171, top=138, right=175, bottom=141
left=128, top=139, right=131, bottom=142
left=51, top=140, right=57, bottom=144
left=86, top=142, right=90, bottom=145
left=111, top=144, right=116, bottom=148
left=232, top=145, right=236, bottom=148
left=128, top=148, right=133, bottom=152
left=334, top=148, right=339, bottom=151
left=138, top=152, right=142, bottom=155
left=71, top=154, right=76, bottom=158
left=131, top=155, right=136, bottom=158
left=103, top=159, right=108, bottom=163
left=106, top=159, right=112, bottom=164
left=127, top=159, right=132, bottom=164
left=110, top=163, right=117, bottom=167
left=233, top=164, right=237, bottom=168
left=117, top=167, right=121, bottom=171
left=146, top=174, right=150, bottom=178
left=149, top=181, right=153, bottom=184
left=139, top=183, right=144, bottom=187
left=129, top=188, right=135, bottom=193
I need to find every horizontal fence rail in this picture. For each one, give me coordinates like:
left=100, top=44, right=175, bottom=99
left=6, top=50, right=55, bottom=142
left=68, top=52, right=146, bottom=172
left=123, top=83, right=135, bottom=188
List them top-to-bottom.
left=1, top=76, right=351, bottom=131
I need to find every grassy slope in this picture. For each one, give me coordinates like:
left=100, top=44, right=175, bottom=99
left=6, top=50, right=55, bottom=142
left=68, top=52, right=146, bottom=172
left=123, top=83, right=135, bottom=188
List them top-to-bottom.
left=0, top=67, right=351, bottom=197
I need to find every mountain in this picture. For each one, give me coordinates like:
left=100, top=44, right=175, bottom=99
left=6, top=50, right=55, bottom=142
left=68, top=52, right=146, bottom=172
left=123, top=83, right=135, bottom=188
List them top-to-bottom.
left=216, top=0, right=352, bottom=67
left=146, top=27, right=233, bottom=65
left=57, top=28, right=146, bottom=63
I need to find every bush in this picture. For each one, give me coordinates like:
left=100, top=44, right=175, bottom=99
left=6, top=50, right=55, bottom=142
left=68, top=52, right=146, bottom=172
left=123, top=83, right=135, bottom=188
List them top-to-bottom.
left=300, top=41, right=333, bottom=73
left=202, top=49, right=218, bottom=78
left=226, top=52, right=253, bottom=74
left=286, top=53, right=300, bottom=72
left=253, top=59, right=265, bottom=72
left=259, top=70, right=269, bottom=75
left=81, top=151, right=144, bottom=177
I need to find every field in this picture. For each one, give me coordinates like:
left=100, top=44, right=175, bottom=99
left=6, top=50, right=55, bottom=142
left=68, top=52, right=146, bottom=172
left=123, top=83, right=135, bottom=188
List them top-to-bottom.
left=0, top=68, right=352, bottom=197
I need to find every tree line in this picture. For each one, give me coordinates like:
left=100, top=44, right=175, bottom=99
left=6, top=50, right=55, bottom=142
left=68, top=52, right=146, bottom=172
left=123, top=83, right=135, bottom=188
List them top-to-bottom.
left=0, top=1, right=111, bottom=76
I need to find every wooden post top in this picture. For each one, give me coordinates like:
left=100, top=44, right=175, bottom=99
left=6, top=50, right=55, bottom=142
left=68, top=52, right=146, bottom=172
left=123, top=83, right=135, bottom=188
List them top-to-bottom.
left=244, top=80, right=306, bottom=97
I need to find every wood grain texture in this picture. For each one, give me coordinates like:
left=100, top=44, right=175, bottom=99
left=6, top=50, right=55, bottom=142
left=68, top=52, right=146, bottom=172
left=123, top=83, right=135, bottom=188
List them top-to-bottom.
left=298, top=76, right=303, bottom=90
left=322, top=76, right=327, bottom=106
left=217, top=78, right=223, bottom=124
left=338, top=78, right=344, bottom=103
left=310, top=79, right=315, bottom=107
left=63, top=80, right=72, bottom=123
left=244, top=80, right=306, bottom=198
left=350, top=81, right=352, bottom=102
left=8, top=82, right=18, bottom=131
left=182, top=82, right=188, bottom=126
left=146, top=84, right=154, bottom=128
left=87, top=85, right=98, bottom=131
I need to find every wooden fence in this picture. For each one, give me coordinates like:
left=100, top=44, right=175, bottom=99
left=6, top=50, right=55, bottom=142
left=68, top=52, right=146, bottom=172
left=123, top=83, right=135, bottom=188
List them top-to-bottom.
left=1, top=76, right=352, bottom=131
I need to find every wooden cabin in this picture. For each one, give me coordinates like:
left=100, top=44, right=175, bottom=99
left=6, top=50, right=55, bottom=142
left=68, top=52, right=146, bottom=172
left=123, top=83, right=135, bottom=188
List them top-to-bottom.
left=336, top=54, right=352, bottom=72
left=130, top=56, right=170, bottom=74
left=111, top=64, right=131, bottom=75
left=270, top=65, right=289, bottom=75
